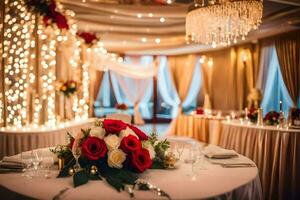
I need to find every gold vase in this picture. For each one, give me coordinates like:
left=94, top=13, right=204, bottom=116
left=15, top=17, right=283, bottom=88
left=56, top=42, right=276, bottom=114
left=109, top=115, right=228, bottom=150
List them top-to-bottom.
left=58, top=157, right=65, bottom=170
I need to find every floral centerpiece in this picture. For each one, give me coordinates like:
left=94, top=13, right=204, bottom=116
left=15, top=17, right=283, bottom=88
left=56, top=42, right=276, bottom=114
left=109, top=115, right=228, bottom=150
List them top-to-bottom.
left=25, top=0, right=69, bottom=30
left=77, top=32, right=99, bottom=46
left=57, top=80, right=78, bottom=97
left=115, top=103, right=128, bottom=111
left=195, top=107, right=204, bottom=115
left=247, top=107, right=258, bottom=123
left=290, top=108, right=300, bottom=126
left=264, top=111, right=280, bottom=125
left=51, top=119, right=172, bottom=194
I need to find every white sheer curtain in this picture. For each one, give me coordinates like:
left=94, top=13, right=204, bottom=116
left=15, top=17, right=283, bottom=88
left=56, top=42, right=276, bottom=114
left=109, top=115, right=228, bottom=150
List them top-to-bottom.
left=260, top=45, right=294, bottom=117
left=110, top=56, right=154, bottom=124
left=157, top=56, right=202, bottom=118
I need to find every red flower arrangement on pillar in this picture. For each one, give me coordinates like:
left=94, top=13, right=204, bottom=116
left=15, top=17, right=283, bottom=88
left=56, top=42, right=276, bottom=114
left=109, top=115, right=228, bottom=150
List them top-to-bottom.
left=25, top=0, right=69, bottom=30
left=77, top=31, right=99, bottom=46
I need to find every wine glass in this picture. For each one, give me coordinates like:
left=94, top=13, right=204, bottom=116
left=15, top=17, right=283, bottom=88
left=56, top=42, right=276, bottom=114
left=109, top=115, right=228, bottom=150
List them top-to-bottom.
left=175, top=143, right=184, bottom=161
left=72, top=147, right=82, bottom=172
left=32, top=150, right=43, bottom=177
left=21, top=151, right=34, bottom=178
left=41, top=156, right=54, bottom=179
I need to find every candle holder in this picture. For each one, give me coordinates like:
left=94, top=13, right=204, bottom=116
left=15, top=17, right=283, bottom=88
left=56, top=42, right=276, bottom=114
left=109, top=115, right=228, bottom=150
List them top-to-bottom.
left=256, top=108, right=263, bottom=126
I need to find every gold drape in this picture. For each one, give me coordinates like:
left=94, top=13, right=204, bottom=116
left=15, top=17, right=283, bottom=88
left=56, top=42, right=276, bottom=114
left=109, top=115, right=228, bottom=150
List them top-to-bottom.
left=275, top=31, right=300, bottom=105
left=168, top=54, right=196, bottom=106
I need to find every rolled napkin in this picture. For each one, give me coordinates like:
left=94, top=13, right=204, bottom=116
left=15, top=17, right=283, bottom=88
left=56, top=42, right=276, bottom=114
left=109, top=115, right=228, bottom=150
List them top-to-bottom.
left=203, top=145, right=238, bottom=159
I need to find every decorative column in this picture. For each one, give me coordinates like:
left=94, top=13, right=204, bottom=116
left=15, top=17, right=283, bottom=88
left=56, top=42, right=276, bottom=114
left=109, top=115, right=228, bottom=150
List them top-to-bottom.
left=0, top=0, right=6, bottom=127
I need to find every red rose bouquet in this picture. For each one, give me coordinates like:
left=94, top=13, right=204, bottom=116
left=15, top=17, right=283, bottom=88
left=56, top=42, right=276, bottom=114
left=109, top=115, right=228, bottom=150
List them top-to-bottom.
left=25, top=0, right=69, bottom=30
left=77, top=32, right=99, bottom=46
left=57, top=80, right=78, bottom=97
left=115, top=103, right=128, bottom=111
left=195, top=107, right=204, bottom=115
left=247, top=107, right=258, bottom=123
left=264, top=111, right=280, bottom=125
left=52, top=119, right=171, bottom=192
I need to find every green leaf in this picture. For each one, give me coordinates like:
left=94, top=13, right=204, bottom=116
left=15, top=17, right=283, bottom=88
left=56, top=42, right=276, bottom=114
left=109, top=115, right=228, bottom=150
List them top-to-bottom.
left=151, top=160, right=166, bottom=169
left=73, top=170, right=89, bottom=187
left=118, top=170, right=139, bottom=185
left=89, top=173, right=102, bottom=180
left=106, top=176, right=124, bottom=192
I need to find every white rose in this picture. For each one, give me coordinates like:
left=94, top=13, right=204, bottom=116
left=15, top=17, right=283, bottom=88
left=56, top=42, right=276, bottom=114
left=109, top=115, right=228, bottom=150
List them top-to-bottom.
left=89, top=126, right=105, bottom=139
left=119, top=127, right=138, bottom=139
left=104, top=135, right=120, bottom=150
left=142, top=141, right=156, bottom=159
left=107, top=149, right=126, bottom=169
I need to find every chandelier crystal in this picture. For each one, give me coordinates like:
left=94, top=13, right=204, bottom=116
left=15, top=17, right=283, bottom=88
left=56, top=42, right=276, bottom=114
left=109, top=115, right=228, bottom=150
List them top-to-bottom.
left=186, top=0, right=263, bottom=47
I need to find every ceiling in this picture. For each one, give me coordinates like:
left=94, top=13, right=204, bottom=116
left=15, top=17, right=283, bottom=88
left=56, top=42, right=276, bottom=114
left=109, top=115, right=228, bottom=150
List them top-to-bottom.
left=61, top=0, right=300, bottom=55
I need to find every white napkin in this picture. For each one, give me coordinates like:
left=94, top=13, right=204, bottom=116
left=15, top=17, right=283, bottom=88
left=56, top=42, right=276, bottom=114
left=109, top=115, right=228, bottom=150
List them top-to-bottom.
left=203, top=145, right=238, bottom=159
left=209, top=156, right=255, bottom=167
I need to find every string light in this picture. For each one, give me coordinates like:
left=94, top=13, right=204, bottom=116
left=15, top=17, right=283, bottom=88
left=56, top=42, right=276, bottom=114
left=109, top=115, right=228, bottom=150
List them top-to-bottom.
left=2, top=0, right=32, bottom=127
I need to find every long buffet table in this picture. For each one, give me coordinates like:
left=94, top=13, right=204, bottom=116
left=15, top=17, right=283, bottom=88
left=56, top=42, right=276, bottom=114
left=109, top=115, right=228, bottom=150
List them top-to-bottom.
left=174, top=114, right=300, bottom=200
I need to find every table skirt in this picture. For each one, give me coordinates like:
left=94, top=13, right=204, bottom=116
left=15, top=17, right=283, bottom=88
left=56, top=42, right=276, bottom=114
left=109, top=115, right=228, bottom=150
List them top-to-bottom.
left=173, top=115, right=222, bottom=145
left=0, top=119, right=94, bottom=159
left=219, top=123, right=300, bottom=200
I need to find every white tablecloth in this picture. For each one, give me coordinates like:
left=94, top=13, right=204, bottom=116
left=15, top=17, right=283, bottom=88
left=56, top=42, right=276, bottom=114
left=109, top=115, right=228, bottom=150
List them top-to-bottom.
left=0, top=119, right=95, bottom=159
left=219, top=121, right=300, bottom=200
left=0, top=138, right=262, bottom=200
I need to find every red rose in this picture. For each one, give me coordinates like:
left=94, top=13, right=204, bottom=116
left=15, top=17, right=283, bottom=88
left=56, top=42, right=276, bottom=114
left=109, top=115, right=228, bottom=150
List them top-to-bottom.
left=48, top=0, right=57, bottom=16
left=54, top=12, right=69, bottom=30
left=43, top=15, right=51, bottom=26
left=196, top=107, right=204, bottom=115
left=103, top=119, right=127, bottom=134
left=127, top=124, right=148, bottom=140
left=120, top=135, right=142, bottom=154
left=81, top=137, right=107, bottom=160
left=130, top=149, right=152, bottom=173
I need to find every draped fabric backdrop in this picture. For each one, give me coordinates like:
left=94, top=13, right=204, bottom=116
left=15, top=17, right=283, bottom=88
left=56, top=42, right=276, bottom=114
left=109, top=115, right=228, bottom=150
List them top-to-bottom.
left=275, top=31, right=300, bottom=106
left=260, top=45, right=294, bottom=116
left=110, top=56, right=154, bottom=124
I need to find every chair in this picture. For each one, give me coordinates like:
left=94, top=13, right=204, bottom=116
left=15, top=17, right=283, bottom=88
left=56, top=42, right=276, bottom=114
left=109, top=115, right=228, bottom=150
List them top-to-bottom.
left=106, top=113, right=132, bottom=124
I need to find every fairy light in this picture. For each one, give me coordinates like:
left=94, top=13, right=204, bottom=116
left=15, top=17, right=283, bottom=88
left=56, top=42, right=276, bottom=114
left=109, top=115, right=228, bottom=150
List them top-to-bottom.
left=2, top=0, right=32, bottom=127
left=39, top=26, right=57, bottom=127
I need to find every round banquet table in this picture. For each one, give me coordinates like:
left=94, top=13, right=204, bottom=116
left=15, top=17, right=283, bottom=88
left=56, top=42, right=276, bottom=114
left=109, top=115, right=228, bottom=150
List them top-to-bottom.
left=174, top=114, right=223, bottom=145
left=0, top=119, right=95, bottom=160
left=219, top=121, right=300, bottom=200
left=0, top=138, right=262, bottom=200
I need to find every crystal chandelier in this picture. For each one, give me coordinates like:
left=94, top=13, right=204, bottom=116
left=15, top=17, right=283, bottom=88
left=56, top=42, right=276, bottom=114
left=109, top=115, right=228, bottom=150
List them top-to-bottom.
left=186, top=0, right=263, bottom=48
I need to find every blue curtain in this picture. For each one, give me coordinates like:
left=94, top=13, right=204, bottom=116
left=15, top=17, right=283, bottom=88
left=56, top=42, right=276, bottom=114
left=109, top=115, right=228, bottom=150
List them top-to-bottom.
left=261, top=46, right=294, bottom=117
left=157, top=56, right=202, bottom=118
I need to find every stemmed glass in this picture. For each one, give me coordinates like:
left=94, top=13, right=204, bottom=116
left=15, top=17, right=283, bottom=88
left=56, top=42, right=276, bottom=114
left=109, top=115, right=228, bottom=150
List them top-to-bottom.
left=175, top=143, right=184, bottom=161
left=72, top=147, right=82, bottom=172
left=32, top=150, right=43, bottom=177
left=21, top=151, right=34, bottom=178
left=41, top=156, right=54, bottom=179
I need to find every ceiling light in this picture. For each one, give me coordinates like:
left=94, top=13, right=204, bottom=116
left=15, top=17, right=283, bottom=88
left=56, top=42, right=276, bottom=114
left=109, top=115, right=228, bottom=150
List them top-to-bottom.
left=167, top=0, right=172, bottom=4
left=186, top=0, right=263, bottom=47
left=137, top=13, right=142, bottom=18
left=148, top=13, right=153, bottom=17
left=160, top=17, right=165, bottom=23
left=141, top=37, right=147, bottom=43
left=155, top=38, right=161, bottom=44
